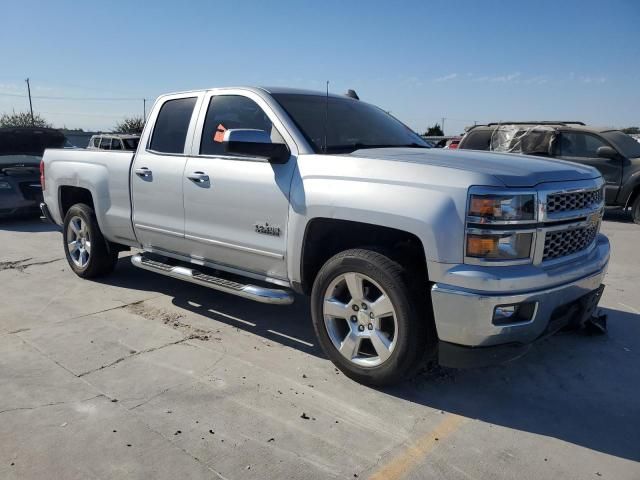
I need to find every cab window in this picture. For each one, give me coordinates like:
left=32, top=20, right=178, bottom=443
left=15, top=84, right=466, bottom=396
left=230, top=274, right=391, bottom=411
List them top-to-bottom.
left=199, top=95, right=283, bottom=156
left=149, top=97, right=197, bottom=154
left=559, top=133, right=608, bottom=157
left=99, top=137, right=111, bottom=150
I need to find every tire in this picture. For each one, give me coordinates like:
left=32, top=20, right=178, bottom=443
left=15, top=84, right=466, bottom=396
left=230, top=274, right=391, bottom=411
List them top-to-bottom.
left=631, top=194, right=640, bottom=225
left=63, top=203, right=118, bottom=278
left=310, top=248, right=433, bottom=386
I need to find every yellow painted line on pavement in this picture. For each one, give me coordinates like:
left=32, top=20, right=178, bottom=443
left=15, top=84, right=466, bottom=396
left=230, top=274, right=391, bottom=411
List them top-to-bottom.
left=369, top=413, right=467, bottom=480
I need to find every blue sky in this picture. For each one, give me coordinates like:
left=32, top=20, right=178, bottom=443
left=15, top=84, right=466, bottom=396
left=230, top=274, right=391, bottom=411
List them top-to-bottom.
left=0, top=0, right=638, bottom=134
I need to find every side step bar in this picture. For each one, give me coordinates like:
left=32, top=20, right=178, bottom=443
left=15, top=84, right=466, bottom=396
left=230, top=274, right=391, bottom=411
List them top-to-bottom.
left=131, top=254, right=294, bottom=305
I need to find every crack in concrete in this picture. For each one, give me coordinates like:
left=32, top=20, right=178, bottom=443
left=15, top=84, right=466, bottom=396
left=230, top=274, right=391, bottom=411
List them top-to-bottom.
left=0, top=257, right=63, bottom=272
left=77, top=336, right=197, bottom=378
left=0, top=394, right=105, bottom=416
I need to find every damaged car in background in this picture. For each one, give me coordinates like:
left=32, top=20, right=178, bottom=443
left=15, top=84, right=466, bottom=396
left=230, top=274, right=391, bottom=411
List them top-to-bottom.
left=458, top=121, right=640, bottom=223
left=0, top=127, right=66, bottom=218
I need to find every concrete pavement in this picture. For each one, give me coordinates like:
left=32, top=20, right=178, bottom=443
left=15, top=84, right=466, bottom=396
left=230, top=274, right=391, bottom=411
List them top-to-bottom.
left=1, top=213, right=639, bottom=479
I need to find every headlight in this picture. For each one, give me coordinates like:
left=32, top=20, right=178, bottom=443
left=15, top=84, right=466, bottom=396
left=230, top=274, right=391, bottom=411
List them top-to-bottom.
left=0, top=181, right=13, bottom=190
left=468, top=194, right=535, bottom=222
left=466, top=232, right=533, bottom=260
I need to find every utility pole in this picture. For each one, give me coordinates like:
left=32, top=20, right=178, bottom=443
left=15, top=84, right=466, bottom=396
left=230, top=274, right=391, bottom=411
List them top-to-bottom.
left=25, top=78, right=34, bottom=126
left=143, top=98, right=146, bottom=119
left=441, top=117, right=446, bottom=135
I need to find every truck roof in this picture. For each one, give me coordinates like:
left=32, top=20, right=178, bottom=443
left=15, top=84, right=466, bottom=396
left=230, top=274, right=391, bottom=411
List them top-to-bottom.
left=160, top=86, right=350, bottom=100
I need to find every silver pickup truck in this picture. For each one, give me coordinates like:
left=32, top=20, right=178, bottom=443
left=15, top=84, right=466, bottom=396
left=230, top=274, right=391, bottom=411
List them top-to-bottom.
left=41, top=87, right=610, bottom=385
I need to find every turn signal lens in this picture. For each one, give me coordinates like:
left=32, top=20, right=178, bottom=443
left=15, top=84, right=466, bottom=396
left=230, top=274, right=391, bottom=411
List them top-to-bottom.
left=466, top=232, right=533, bottom=260
left=466, top=235, right=499, bottom=256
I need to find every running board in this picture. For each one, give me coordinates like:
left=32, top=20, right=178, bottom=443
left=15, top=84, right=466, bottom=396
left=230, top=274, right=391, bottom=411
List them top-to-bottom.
left=131, top=253, right=294, bottom=305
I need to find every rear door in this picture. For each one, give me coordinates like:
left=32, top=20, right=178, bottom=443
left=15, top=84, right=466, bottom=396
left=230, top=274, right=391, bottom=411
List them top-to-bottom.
left=182, top=90, right=297, bottom=282
left=131, top=93, right=203, bottom=253
left=556, top=131, right=622, bottom=203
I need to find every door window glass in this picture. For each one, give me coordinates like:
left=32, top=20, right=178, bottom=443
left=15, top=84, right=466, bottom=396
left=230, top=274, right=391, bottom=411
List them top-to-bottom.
left=199, top=95, right=283, bottom=156
left=149, top=97, right=197, bottom=154
left=560, top=133, right=608, bottom=157
left=99, top=137, right=111, bottom=150
left=111, top=138, right=122, bottom=150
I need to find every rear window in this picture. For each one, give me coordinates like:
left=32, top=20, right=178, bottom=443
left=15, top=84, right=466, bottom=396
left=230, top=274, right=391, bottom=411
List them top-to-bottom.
left=149, top=97, right=197, bottom=154
left=459, top=130, right=492, bottom=150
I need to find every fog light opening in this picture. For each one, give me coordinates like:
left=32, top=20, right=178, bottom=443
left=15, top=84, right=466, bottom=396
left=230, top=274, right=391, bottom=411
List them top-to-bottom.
left=493, top=302, right=537, bottom=326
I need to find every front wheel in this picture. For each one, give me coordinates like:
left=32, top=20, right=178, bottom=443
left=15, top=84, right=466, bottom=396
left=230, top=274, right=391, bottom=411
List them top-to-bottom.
left=63, top=203, right=118, bottom=278
left=311, top=249, right=433, bottom=386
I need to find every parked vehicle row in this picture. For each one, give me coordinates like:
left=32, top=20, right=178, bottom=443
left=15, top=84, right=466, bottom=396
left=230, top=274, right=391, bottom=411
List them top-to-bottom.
left=41, top=87, right=610, bottom=385
left=458, top=121, right=640, bottom=223
left=0, top=127, right=65, bottom=218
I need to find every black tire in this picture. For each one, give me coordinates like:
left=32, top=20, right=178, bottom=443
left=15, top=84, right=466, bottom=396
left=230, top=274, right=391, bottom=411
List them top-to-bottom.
left=631, top=194, right=640, bottom=225
left=63, top=203, right=118, bottom=278
left=310, top=248, right=433, bottom=386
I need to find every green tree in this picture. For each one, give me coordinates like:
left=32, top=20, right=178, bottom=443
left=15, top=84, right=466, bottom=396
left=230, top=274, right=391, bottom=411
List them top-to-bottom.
left=0, top=111, right=51, bottom=128
left=113, top=116, right=145, bottom=134
left=424, top=123, right=444, bottom=136
left=621, top=127, right=639, bottom=134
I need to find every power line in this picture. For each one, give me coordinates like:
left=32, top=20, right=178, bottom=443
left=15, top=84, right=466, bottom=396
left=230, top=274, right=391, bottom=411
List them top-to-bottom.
left=0, top=91, right=148, bottom=101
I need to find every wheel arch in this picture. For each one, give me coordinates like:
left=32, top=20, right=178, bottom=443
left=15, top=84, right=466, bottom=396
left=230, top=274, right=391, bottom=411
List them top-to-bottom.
left=296, top=217, right=429, bottom=295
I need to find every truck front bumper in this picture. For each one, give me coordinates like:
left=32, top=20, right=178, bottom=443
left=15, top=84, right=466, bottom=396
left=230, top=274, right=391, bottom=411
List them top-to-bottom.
left=431, top=234, right=610, bottom=368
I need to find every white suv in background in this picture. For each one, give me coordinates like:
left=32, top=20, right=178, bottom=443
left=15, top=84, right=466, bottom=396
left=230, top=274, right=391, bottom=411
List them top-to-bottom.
left=87, top=134, right=140, bottom=151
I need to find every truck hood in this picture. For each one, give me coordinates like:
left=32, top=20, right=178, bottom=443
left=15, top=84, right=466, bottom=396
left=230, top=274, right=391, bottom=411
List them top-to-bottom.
left=348, top=147, right=601, bottom=187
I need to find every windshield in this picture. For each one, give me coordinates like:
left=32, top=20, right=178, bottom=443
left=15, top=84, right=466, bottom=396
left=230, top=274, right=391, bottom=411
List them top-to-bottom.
left=272, top=93, right=429, bottom=154
left=601, top=131, right=640, bottom=158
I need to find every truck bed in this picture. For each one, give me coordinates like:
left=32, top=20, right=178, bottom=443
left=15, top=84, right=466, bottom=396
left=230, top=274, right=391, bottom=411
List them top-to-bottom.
left=42, top=148, right=138, bottom=245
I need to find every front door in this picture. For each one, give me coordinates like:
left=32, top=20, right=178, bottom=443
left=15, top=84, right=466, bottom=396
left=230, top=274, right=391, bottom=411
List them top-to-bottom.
left=183, top=91, right=296, bottom=283
left=132, top=94, right=201, bottom=253
left=556, top=131, right=622, bottom=203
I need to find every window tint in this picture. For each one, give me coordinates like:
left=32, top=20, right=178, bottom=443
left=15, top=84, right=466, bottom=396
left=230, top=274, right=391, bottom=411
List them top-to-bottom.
left=272, top=93, right=428, bottom=154
left=200, top=95, right=282, bottom=156
left=149, top=97, right=197, bottom=154
left=460, top=130, right=492, bottom=150
left=601, top=131, right=640, bottom=158
left=559, top=132, right=608, bottom=157
left=92, top=137, right=100, bottom=147
left=99, top=137, right=111, bottom=150
left=111, top=138, right=122, bottom=150
left=123, top=138, right=140, bottom=150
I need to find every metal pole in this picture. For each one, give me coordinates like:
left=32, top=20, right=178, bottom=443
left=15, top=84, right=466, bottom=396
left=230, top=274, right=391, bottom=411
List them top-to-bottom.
left=25, top=78, right=34, bottom=125
left=143, top=98, right=146, bottom=119
left=441, top=117, right=446, bottom=135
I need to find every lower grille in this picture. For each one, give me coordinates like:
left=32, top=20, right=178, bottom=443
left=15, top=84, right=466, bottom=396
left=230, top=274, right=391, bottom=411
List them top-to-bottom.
left=543, top=224, right=598, bottom=261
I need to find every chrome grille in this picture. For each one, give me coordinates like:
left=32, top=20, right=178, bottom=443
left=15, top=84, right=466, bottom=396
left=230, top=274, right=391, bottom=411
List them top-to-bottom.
left=546, top=188, right=602, bottom=214
left=543, top=224, right=598, bottom=261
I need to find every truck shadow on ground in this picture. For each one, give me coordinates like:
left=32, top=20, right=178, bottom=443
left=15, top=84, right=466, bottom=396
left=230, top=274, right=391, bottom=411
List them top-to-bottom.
left=0, top=217, right=61, bottom=233
left=101, top=258, right=640, bottom=463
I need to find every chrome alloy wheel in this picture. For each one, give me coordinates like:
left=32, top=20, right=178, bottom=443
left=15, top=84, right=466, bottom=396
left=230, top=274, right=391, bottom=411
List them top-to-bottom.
left=66, top=216, right=91, bottom=268
left=323, top=272, right=398, bottom=367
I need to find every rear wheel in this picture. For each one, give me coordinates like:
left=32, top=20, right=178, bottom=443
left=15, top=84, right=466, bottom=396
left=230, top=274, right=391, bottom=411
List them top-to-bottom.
left=63, top=203, right=118, bottom=278
left=311, top=248, right=433, bottom=386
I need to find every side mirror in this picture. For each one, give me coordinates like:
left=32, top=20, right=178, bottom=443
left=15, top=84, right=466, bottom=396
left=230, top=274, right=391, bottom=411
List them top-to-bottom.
left=223, top=129, right=290, bottom=164
left=597, top=146, right=618, bottom=159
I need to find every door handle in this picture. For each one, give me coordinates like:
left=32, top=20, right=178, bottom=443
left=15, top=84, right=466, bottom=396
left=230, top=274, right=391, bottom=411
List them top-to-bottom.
left=135, top=167, right=152, bottom=177
left=187, top=171, right=210, bottom=183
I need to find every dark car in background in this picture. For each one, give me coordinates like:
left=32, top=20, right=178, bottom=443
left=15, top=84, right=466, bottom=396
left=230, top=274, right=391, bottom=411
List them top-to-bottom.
left=459, top=121, right=640, bottom=223
left=0, top=127, right=66, bottom=218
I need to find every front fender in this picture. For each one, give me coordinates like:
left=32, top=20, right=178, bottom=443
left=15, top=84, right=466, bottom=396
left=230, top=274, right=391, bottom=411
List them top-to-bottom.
left=286, top=175, right=468, bottom=283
